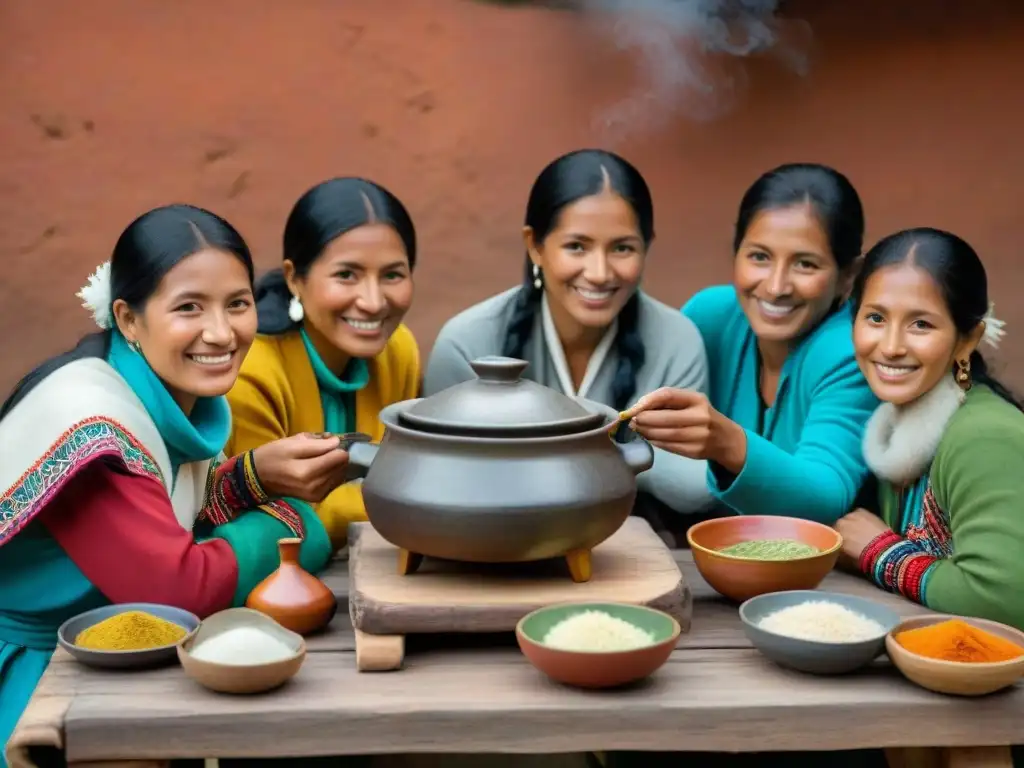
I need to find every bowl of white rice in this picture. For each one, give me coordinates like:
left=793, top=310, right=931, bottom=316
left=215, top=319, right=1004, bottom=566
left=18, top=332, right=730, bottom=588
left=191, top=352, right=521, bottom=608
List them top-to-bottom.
left=739, top=590, right=902, bottom=675
left=516, top=602, right=680, bottom=688
left=177, top=607, right=306, bottom=694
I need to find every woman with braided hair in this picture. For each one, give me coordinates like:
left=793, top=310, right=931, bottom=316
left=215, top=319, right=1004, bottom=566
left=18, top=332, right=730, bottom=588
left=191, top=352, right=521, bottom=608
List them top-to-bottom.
left=424, top=149, right=714, bottom=529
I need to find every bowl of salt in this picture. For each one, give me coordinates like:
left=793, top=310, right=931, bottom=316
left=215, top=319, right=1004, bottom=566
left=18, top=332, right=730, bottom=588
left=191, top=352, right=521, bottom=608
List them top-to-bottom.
left=177, top=607, right=306, bottom=694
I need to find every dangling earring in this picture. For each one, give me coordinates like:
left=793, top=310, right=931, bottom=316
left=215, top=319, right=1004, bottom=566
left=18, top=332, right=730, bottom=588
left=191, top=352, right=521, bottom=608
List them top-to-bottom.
left=532, top=264, right=543, bottom=290
left=288, top=295, right=304, bottom=323
left=129, top=339, right=142, bottom=355
left=955, top=358, right=972, bottom=391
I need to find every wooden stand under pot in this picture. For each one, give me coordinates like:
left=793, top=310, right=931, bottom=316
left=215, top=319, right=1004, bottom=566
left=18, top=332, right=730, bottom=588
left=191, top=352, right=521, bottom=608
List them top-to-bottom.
left=347, top=518, right=692, bottom=672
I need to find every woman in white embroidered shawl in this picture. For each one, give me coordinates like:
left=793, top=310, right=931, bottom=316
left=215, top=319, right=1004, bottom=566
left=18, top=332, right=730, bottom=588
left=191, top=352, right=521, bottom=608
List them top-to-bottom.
left=423, top=149, right=713, bottom=542
left=0, top=205, right=353, bottom=766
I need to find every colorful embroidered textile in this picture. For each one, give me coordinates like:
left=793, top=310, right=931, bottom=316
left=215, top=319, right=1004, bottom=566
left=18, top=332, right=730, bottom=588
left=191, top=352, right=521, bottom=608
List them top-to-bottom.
left=0, top=416, right=161, bottom=547
left=202, top=450, right=302, bottom=536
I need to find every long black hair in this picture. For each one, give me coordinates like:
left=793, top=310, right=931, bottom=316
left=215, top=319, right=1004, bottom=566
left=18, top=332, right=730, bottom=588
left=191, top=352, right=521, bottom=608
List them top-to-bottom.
left=503, top=148, right=655, bottom=411
left=734, top=163, right=865, bottom=272
left=253, top=177, right=417, bottom=334
left=0, top=204, right=254, bottom=420
left=852, top=226, right=1020, bottom=410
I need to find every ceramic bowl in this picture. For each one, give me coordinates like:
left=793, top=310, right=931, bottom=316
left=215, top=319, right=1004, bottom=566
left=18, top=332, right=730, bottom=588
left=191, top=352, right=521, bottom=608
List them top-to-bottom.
left=687, top=515, right=842, bottom=602
left=740, top=590, right=901, bottom=675
left=516, top=602, right=680, bottom=689
left=58, top=603, right=200, bottom=670
left=177, top=607, right=306, bottom=694
left=886, top=614, right=1024, bottom=696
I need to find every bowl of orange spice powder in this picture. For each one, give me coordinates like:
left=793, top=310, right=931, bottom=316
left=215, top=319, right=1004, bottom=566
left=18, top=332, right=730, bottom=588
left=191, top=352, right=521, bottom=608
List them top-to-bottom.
left=885, top=614, right=1024, bottom=696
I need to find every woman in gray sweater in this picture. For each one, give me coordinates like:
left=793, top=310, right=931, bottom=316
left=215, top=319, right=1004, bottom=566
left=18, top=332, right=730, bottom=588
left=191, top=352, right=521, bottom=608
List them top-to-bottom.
left=424, top=148, right=713, bottom=529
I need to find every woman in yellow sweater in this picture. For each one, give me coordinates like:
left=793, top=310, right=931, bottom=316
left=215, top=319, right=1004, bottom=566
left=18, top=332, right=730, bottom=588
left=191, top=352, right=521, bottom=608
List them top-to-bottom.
left=226, top=177, right=420, bottom=549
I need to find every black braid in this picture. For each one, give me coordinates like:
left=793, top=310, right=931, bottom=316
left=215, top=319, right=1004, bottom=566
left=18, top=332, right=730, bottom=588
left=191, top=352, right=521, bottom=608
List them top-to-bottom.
left=502, top=257, right=544, bottom=359
left=610, top=292, right=645, bottom=411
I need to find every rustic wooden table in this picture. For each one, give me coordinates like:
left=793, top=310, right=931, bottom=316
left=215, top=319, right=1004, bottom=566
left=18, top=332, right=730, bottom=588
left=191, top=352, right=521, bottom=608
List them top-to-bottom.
left=6, top=552, right=1022, bottom=768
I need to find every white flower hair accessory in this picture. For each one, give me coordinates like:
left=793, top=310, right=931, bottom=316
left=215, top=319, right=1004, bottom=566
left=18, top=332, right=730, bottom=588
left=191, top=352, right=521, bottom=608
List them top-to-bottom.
left=76, top=261, right=113, bottom=330
left=981, top=301, right=1006, bottom=349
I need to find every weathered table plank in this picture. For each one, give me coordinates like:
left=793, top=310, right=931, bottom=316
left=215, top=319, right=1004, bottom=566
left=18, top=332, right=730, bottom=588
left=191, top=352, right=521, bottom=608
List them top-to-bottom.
left=6, top=549, right=992, bottom=768
left=57, top=648, right=1023, bottom=761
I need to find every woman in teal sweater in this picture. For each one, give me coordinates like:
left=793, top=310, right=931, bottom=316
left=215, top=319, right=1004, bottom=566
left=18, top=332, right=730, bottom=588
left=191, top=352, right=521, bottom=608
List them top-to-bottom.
left=625, top=163, right=879, bottom=524
left=836, top=227, right=1024, bottom=634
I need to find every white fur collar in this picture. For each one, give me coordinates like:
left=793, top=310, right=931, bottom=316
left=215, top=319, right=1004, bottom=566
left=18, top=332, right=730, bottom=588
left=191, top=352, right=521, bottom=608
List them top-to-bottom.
left=863, top=374, right=964, bottom=485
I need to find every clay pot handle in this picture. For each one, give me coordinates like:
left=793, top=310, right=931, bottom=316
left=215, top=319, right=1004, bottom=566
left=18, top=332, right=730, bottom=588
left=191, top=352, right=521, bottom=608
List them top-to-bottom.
left=469, top=356, right=529, bottom=384
left=334, top=432, right=372, bottom=452
left=615, top=436, right=655, bottom=476
left=345, top=440, right=379, bottom=482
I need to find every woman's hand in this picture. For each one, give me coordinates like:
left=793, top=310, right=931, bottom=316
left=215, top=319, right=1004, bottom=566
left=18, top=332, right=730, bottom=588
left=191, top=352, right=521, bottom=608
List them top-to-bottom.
left=621, top=387, right=748, bottom=473
left=252, top=433, right=351, bottom=503
left=834, top=508, right=893, bottom=569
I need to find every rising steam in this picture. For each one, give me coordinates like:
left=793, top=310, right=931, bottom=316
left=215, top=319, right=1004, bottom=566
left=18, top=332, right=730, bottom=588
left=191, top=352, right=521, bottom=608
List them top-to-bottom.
left=578, top=0, right=812, bottom=141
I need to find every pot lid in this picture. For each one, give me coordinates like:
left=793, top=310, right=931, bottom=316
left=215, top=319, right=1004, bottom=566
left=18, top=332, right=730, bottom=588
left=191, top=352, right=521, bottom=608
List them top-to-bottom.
left=399, top=356, right=605, bottom=437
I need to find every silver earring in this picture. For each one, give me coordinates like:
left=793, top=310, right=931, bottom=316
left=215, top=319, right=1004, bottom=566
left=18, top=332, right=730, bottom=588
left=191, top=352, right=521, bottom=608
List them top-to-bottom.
left=532, top=264, right=542, bottom=290
left=288, top=295, right=304, bottom=323
left=129, top=339, right=142, bottom=354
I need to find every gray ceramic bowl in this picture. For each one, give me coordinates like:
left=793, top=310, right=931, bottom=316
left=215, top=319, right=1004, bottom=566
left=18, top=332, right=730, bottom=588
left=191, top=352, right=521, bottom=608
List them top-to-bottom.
left=739, top=590, right=902, bottom=675
left=58, top=602, right=200, bottom=670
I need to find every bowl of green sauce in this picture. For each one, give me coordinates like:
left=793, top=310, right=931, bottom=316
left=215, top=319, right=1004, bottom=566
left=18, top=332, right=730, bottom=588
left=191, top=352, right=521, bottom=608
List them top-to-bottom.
left=686, top=516, right=842, bottom=602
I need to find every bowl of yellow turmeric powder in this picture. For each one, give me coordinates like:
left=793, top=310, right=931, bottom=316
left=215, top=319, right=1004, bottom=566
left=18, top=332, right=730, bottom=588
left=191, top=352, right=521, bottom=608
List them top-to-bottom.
left=58, top=603, right=200, bottom=669
left=886, top=615, right=1024, bottom=696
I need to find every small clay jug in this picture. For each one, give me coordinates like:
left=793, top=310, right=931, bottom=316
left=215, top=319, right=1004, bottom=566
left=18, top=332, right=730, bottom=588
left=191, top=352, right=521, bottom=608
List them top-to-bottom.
left=245, top=538, right=337, bottom=636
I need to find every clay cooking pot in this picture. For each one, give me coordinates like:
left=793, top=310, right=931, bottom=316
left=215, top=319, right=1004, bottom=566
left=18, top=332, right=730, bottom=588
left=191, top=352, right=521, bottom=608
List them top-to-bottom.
left=346, top=356, right=654, bottom=577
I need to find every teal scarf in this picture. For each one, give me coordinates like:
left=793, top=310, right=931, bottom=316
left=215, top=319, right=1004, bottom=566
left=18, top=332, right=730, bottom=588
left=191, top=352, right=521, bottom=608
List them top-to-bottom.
left=300, top=329, right=369, bottom=433
left=106, top=331, right=232, bottom=480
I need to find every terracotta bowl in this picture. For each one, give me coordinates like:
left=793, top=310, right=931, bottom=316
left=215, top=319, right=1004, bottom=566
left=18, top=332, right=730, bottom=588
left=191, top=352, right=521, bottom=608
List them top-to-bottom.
left=687, top=515, right=842, bottom=602
left=516, top=602, right=680, bottom=689
left=177, top=608, right=306, bottom=694
left=886, top=614, right=1024, bottom=696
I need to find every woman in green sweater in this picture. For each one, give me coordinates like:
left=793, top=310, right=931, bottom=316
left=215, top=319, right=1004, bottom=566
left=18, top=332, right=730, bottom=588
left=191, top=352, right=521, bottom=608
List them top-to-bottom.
left=836, top=227, right=1024, bottom=633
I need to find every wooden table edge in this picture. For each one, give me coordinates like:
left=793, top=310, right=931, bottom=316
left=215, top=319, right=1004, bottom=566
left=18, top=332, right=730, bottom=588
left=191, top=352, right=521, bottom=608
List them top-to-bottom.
left=5, top=691, right=70, bottom=768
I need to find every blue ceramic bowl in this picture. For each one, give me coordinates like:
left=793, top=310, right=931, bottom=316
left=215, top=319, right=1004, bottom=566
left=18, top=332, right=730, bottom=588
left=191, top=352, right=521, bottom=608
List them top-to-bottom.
left=740, top=590, right=901, bottom=675
left=58, top=602, right=200, bottom=670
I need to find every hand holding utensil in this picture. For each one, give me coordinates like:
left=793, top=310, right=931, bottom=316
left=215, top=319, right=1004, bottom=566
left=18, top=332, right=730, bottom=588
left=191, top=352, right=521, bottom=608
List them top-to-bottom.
left=621, top=387, right=747, bottom=472
left=252, top=432, right=353, bottom=502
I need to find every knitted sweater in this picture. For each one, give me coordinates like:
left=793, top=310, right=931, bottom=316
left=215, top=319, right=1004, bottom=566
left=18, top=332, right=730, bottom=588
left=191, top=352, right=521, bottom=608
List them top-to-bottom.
left=860, top=381, right=1024, bottom=631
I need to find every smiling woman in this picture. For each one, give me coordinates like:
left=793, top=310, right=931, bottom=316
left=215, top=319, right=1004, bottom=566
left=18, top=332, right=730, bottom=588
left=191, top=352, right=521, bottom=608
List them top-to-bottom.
left=423, top=149, right=714, bottom=531
left=627, top=164, right=879, bottom=525
left=225, top=178, right=421, bottom=550
left=0, top=204, right=341, bottom=764
left=836, top=227, right=1024, bottom=632
left=112, top=245, right=259, bottom=414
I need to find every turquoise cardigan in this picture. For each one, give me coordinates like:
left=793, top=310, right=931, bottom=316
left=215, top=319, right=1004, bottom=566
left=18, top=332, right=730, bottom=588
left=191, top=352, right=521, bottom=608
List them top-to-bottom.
left=682, top=286, right=879, bottom=524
